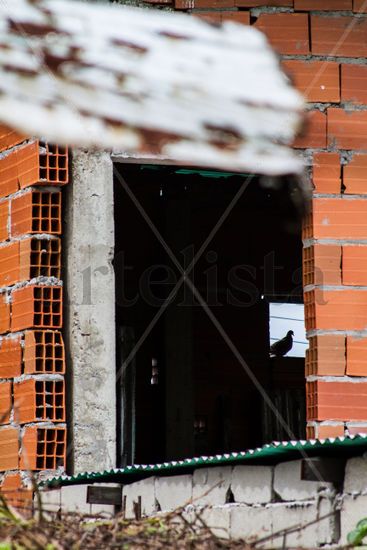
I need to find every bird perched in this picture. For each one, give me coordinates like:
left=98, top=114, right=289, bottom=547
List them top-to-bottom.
left=270, top=330, right=294, bottom=358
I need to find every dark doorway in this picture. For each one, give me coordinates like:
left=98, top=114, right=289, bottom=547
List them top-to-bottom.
left=114, top=164, right=305, bottom=466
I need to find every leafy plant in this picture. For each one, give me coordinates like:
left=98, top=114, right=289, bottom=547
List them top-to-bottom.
left=348, top=518, right=367, bottom=546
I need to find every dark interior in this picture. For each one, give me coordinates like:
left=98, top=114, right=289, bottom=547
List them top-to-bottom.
left=114, top=164, right=305, bottom=466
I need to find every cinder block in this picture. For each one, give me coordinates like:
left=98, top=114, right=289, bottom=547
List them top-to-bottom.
left=11, top=190, right=62, bottom=237
left=11, top=285, right=62, bottom=332
left=23, top=330, right=65, bottom=374
left=14, top=378, right=65, bottom=424
left=0, top=381, right=12, bottom=424
left=19, top=425, right=66, bottom=471
left=0, top=426, right=19, bottom=471
left=344, top=457, right=367, bottom=494
left=274, top=459, right=333, bottom=501
left=231, top=465, right=273, bottom=504
left=193, top=467, right=231, bottom=506
left=155, top=474, right=192, bottom=511
left=123, top=477, right=156, bottom=519
left=61, top=485, right=89, bottom=514
left=40, top=487, right=61, bottom=514
left=340, top=494, right=367, bottom=545
left=270, top=500, right=336, bottom=548
left=230, top=504, right=273, bottom=544
left=201, top=505, right=231, bottom=539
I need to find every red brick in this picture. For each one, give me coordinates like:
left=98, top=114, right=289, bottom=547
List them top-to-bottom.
left=175, top=0, right=234, bottom=7
left=236, top=0, right=292, bottom=4
left=295, top=0, right=352, bottom=8
left=354, top=0, right=367, bottom=12
left=193, top=10, right=250, bottom=24
left=192, top=11, right=222, bottom=22
left=222, top=11, right=250, bottom=23
left=254, top=13, right=309, bottom=55
left=312, top=15, right=367, bottom=57
left=282, top=60, right=340, bottom=103
left=341, top=65, right=367, bottom=105
left=328, top=108, right=367, bottom=150
left=293, top=110, right=327, bottom=148
left=0, top=125, right=27, bottom=154
left=0, top=142, right=39, bottom=199
left=312, top=152, right=341, bottom=193
left=343, top=154, right=367, bottom=194
left=11, top=190, right=62, bottom=237
left=312, top=197, right=367, bottom=239
left=0, top=201, right=8, bottom=242
left=0, top=238, right=60, bottom=288
left=303, top=244, right=342, bottom=286
left=343, top=245, right=367, bottom=285
left=11, top=285, right=63, bottom=332
left=305, top=288, right=367, bottom=331
left=0, top=294, right=10, bottom=335
left=23, top=330, right=65, bottom=375
left=306, top=334, right=345, bottom=376
left=347, top=336, right=367, bottom=376
left=0, top=337, right=22, bottom=378
left=14, top=378, right=65, bottom=424
left=307, top=380, right=367, bottom=421
left=0, top=381, right=11, bottom=425
left=317, top=424, right=345, bottom=438
left=347, top=424, right=367, bottom=434
left=20, top=426, right=66, bottom=471
left=0, top=427, right=19, bottom=471
left=0, top=474, right=33, bottom=518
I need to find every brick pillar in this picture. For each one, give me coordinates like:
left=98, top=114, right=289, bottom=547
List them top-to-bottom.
left=0, top=126, right=68, bottom=509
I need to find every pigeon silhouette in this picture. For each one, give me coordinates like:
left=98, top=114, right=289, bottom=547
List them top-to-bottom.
left=270, top=330, right=294, bottom=357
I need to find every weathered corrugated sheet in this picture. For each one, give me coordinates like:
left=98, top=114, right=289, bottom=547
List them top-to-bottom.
left=0, top=0, right=304, bottom=175
left=42, top=434, right=367, bottom=487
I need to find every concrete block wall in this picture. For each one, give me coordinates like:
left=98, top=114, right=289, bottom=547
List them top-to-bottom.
left=150, top=0, right=367, bottom=438
left=0, top=126, right=68, bottom=512
left=117, top=460, right=339, bottom=547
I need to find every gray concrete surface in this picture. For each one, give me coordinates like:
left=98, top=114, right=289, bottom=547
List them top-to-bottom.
left=65, top=150, right=116, bottom=474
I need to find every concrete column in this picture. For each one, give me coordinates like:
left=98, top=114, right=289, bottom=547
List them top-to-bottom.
left=65, top=150, right=116, bottom=474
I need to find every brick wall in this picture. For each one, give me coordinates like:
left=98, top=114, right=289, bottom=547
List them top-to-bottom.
left=162, top=0, right=367, bottom=438
left=0, top=128, right=68, bottom=513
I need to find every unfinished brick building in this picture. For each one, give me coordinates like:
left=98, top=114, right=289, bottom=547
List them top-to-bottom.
left=1, top=0, right=367, bottom=526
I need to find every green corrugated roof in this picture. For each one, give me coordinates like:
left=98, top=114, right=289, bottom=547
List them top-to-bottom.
left=42, top=434, right=367, bottom=488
